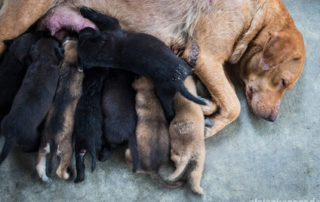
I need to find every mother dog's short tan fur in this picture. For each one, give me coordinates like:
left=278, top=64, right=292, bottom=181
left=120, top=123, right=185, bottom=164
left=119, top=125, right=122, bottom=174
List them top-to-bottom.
left=0, top=0, right=305, bottom=137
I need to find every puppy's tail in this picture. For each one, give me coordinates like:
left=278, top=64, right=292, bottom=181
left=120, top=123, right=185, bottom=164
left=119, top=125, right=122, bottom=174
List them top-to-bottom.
left=177, top=82, right=206, bottom=105
left=128, top=134, right=139, bottom=173
left=0, top=137, right=16, bottom=165
left=47, top=141, right=58, bottom=174
left=88, top=144, right=97, bottom=172
left=168, top=157, right=191, bottom=182
left=151, top=172, right=184, bottom=189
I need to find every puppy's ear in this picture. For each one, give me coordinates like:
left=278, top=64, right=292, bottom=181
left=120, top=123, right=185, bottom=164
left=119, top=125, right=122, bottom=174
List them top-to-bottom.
left=34, top=30, right=51, bottom=39
left=260, top=31, right=301, bottom=70
left=3, top=39, right=14, bottom=48
left=24, top=45, right=36, bottom=65
left=55, top=46, right=64, bottom=61
left=24, top=54, right=33, bottom=67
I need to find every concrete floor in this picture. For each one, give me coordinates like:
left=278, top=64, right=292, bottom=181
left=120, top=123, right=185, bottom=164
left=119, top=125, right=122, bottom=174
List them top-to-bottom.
left=0, top=0, right=319, bottom=201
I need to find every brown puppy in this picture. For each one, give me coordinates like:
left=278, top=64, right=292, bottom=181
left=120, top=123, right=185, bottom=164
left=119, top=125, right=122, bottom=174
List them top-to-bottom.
left=0, top=0, right=305, bottom=138
left=36, top=39, right=83, bottom=182
left=126, top=76, right=181, bottom=188
left=168, top=76, right=206, bottom=195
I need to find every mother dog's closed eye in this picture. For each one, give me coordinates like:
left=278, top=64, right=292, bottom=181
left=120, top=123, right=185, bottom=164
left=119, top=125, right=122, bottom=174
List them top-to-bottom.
left=77, top=8, right=206, bottom=122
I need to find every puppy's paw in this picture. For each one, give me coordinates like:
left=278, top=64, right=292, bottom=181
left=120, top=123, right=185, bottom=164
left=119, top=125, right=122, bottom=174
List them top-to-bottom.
left=200, top=98, right=218, bottom=115
left=204, top=118, right=214, bottom=128
left=98, top=147, right=111, bottom=162
left=56, top=168, right=71, bottom=180
left=38, top=171, right=52, bottom=183
left=64, top=172, right=70, bottom=180
left=74, top=174, right=85, bottom=183
left=41, top=176, right=52, bottom=184
left=192, top=186, right=204, bottom=195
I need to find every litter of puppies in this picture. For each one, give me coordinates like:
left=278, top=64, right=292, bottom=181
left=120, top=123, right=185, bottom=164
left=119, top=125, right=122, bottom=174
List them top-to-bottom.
left=0, top=8, right=216, bottom=194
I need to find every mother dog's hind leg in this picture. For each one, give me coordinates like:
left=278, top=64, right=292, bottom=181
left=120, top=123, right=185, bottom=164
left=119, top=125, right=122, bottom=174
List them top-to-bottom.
left=0, top=0, right=54, bottom=55
left=194, top=53, right=241, bottom=138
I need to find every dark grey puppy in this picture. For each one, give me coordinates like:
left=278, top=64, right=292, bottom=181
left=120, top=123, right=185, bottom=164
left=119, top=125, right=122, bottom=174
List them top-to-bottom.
left=77, top=8, right=206, bottom=122
left=0, top=33, right=38, bottom=123
left=0, top=37, right=62, bottom=164
left=99, top=70, right=139, bottom=172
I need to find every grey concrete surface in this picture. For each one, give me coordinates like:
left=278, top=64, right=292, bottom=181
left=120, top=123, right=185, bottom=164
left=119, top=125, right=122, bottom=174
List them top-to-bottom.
left=0, top=1, right=319, bottom=201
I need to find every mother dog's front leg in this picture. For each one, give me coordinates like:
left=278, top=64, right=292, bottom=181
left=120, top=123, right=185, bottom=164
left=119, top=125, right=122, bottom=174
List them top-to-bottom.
left=0, top=0, right=54, bottom=55
left=194, top=53, right=241, bottom=138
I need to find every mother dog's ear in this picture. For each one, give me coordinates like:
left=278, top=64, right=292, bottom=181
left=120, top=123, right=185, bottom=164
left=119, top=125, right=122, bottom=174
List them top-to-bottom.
left=260, top=31, right=301, bottom=70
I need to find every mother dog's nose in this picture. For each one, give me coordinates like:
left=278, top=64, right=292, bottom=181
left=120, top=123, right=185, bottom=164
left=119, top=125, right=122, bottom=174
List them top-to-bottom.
left=265, top=113, right=278, bottom=122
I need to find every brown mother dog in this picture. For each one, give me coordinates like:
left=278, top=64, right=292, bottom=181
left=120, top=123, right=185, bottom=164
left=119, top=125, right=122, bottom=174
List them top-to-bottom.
left=0, top=0, right=305, bottom=137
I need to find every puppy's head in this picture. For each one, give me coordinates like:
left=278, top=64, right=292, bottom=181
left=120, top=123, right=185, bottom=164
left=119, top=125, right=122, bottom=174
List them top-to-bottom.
left=79, top=27, right=104, bottom=46
left=78, top=28, right=105, bottom=68
left=239, top=29, right=305, bottom=121
left=4, top=33, right=38, bottom=64
left=29, top=38, right=63, bottom=63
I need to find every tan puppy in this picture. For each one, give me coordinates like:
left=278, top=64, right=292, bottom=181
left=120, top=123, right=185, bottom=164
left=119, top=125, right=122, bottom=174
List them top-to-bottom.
left=0, top=0, right=305, bottom=138
left=36, top=39, right=83, bottom=182
left=126, top=76, right=181, bottom=188
left=168, top=76, right=206, bottom=195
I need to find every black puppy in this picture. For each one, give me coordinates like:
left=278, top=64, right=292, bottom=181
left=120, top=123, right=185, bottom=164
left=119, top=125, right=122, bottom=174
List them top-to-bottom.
left=77, top=8, right=206, bottom=122
left=0, top=33, right=38, bottom=123
left=0, top=37, right=62, bottom=164
left=73, top=68, right=105, bottom=183
left=99, top=69, right=139, bottom=172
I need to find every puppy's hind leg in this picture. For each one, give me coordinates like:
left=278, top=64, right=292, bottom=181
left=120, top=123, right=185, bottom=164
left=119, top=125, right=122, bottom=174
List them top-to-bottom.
left=128, top=132, right=139, bottom=173
left=56, top=139, right=73, bottom=180
left=36, top=143, right=52, bottom=183
left=98, top=145, right=111, bottom=162
left=125, top=148, right=135, bottom=172
left=189, top=148, right=205, bottom=195
left=74, top=150, right=86, bottom=183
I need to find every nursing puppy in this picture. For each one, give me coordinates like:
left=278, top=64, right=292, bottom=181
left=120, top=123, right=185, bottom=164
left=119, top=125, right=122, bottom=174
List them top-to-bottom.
left=77, top=8, right=205, bottom=122
left=0, top=33, right=38, bottom=123
left=0, top=37, right=62, bottom=164
left=36, top=39, right=83, bottom=182
left=73, top=68, right=105, bottom=183
left=99, top=69, right=139, bottom=172
left=125, top=76, right=182, bottom=188
left=168, top=76, right=206, bottom=195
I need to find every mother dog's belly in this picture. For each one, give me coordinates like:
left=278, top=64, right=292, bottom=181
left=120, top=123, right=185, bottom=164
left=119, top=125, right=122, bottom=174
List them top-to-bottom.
left=68, top=0, right=213, bottom=46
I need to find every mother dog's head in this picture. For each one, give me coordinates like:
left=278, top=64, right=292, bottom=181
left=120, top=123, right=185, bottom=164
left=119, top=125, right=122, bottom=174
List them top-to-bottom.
left=239, top=28, right=305, bottom=121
